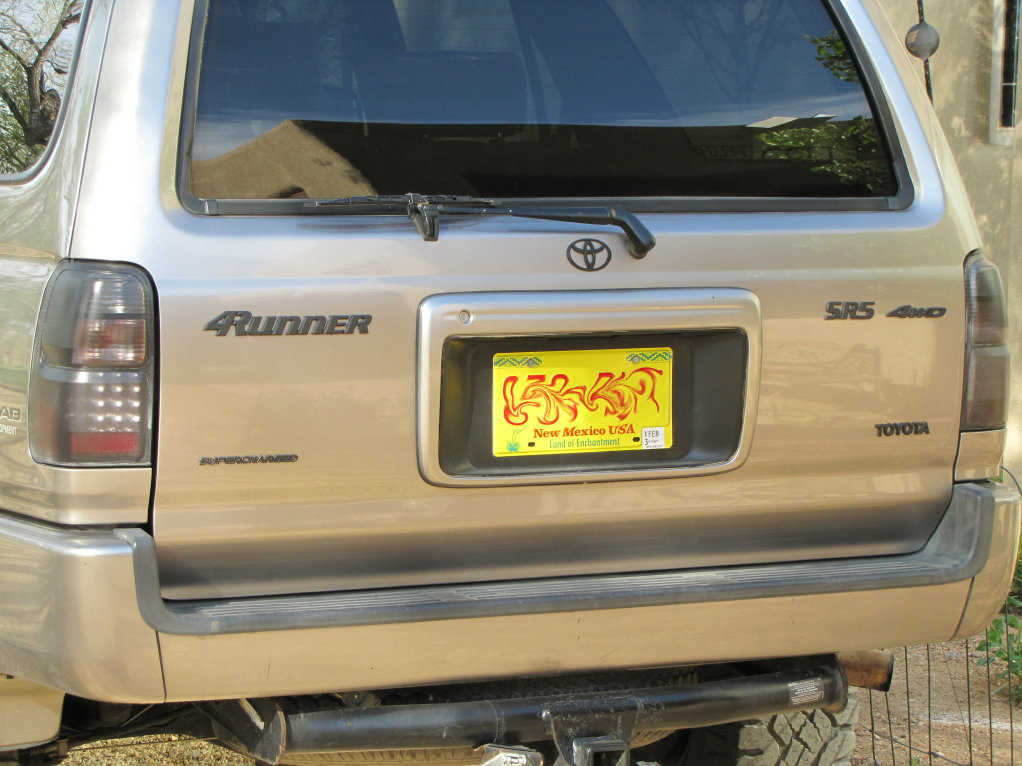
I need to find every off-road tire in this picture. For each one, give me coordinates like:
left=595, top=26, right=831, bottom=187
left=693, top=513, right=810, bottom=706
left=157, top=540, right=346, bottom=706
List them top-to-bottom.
left=678, top=691, right=859, bottom=766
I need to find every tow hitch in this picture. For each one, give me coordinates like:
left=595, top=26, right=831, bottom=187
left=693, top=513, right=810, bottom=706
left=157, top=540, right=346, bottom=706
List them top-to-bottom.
left=200, top=656, right=848, bottom=766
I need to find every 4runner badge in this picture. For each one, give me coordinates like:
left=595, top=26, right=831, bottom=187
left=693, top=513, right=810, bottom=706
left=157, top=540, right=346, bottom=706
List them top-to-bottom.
left=204, top=311, right=372, bottom=336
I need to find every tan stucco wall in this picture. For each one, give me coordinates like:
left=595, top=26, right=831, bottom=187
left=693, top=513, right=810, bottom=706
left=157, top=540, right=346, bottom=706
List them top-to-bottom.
left=877, top=0, right=1022, bottom=475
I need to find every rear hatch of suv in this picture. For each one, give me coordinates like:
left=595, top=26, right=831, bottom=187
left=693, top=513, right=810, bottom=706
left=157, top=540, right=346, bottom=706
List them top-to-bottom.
left=148, top=0, right=968, bottom=600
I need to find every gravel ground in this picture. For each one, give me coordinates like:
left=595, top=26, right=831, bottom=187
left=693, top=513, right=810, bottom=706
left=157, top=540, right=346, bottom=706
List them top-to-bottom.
left=65, top=736, right=249, bottom=766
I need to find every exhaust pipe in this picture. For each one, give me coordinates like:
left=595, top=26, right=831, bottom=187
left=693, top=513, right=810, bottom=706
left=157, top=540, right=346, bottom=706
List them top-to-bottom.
left=837, top=650, right=895, bottom=692
left=201, top=656, right=849, bottom=765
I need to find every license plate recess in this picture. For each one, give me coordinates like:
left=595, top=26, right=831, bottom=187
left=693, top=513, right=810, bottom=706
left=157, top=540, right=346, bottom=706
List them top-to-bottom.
left=439, top=332, right=745, bottom=477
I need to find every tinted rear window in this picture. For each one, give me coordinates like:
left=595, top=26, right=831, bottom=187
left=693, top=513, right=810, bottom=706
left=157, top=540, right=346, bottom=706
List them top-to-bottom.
left=186, top=0, right=897, bottom=202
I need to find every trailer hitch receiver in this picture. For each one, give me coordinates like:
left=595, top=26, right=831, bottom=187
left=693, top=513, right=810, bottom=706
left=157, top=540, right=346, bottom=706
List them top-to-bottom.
left=543, top=697, right=638, bottom=766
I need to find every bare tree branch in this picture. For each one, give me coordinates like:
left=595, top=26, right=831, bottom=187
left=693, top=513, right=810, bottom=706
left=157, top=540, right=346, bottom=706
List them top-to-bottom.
left=0, top=0, right=83, bottom=164
left=7, top=1, right=81, bottom=146
left=29, top=5, right=81, bottom=98
left=0, top=12, right=41, bottom=56
left=0, top=34, right=29, bottom=73
left=0, top=84, right=28, bottom=135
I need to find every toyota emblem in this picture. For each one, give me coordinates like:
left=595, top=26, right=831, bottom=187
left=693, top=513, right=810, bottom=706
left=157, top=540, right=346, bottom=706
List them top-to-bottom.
left=566, top=239, right=612, bottom=272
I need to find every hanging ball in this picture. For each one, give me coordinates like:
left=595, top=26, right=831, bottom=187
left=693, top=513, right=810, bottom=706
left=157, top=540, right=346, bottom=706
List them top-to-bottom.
left=905, top=22, right=940, bottom=61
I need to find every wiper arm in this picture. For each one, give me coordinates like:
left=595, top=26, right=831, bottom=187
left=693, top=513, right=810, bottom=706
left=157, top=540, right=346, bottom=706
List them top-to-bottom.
left=306, top=193, right=656, bottom=259
left=408, top=200, right=656, bottom=259
left=504, top=207, right=655, bottom=259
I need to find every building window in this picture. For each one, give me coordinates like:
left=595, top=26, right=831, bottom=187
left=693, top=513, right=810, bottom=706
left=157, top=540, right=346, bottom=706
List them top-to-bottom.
left=1001, top=0, right=1020, bottom=128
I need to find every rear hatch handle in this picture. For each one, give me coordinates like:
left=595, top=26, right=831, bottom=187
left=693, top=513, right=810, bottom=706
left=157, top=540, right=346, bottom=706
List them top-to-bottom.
left=306, top=193, right=657, bottom=258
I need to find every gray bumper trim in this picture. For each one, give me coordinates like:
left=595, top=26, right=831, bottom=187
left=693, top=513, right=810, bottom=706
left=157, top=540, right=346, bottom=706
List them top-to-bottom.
left=118, top=482, right=1011, bottom=636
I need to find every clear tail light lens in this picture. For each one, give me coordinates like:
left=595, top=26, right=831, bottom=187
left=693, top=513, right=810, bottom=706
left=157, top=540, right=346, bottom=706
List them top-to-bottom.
left=962, top=252, right=1009, bottom=430
left=30, top=262, right=154, bottom=466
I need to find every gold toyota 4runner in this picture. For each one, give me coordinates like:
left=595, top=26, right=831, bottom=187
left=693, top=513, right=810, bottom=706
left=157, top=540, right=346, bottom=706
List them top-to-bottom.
left=0, top=0, right=1017, bottom=765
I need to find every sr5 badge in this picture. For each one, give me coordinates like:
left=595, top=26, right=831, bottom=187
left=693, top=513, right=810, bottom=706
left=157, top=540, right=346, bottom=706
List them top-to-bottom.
left=824, top=301, right=875, bottom=320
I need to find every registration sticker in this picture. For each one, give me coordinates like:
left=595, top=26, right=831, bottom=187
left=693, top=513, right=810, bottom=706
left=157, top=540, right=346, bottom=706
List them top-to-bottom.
left=492, top=347, right=673, bottom=457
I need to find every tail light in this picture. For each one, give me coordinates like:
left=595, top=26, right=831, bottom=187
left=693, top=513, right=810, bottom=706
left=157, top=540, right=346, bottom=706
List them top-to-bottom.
left=962, top=252, right=1009, bottom=431
left=30, top=262, right=155, bottom=466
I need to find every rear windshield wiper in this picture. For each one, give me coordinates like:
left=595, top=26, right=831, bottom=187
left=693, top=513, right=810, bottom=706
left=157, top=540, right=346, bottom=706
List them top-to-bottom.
left=306, top=193, right=656, bottom=259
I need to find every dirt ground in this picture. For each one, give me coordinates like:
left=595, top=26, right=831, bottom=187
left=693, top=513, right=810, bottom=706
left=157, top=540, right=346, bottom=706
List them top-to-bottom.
left=63, top=638, right=1021, bottom=766
left=851, top=639, right=1022, bottom=766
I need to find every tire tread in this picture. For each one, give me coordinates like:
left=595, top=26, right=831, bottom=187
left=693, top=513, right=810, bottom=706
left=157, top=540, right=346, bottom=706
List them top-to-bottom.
left=683, top=691, right=858, bottom=766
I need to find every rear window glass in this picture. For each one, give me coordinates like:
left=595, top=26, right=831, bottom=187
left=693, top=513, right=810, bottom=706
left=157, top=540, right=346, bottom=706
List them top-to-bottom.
left=186, top=0, right=898, bottom=202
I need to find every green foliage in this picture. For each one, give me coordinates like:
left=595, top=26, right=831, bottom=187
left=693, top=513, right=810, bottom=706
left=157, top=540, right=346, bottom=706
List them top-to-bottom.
left=750, top=30, right=887, bottom=194
left=807, top=30, right=860, bottom=84
left=756, top=117, right=892, bottom=194
left=1012, top=543, right=1022, bottom=601
left=975, top=594, right=1022, bottom=705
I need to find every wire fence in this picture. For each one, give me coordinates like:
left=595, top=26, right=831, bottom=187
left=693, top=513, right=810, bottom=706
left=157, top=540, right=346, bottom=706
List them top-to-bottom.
left=856, top=598, right=1021, bottom=765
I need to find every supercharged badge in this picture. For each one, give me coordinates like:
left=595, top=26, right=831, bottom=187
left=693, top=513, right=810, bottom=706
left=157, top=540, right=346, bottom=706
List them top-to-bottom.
left=205, top=311, right=372, bottom=336
left=199, top=454, right=299, bottom=465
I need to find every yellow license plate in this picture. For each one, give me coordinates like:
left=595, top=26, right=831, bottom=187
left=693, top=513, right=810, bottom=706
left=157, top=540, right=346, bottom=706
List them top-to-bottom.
left=492, top=347, right=673, bottom=457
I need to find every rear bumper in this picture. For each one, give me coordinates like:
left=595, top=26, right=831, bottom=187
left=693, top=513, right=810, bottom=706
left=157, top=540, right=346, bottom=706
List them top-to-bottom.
left=0, top=481, right=1017, bottom=703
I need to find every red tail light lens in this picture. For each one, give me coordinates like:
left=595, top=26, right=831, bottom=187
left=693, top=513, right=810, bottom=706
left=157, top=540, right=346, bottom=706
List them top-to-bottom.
left=962, top=253, right=1009, bottom=430
left=30, top=262, right=154, bottom=466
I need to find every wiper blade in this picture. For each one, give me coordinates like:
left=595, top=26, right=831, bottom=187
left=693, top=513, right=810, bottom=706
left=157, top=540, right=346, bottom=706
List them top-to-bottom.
left=306, top=192, right=497, bottom=208
left=306, top=193, right=656, bottom=259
